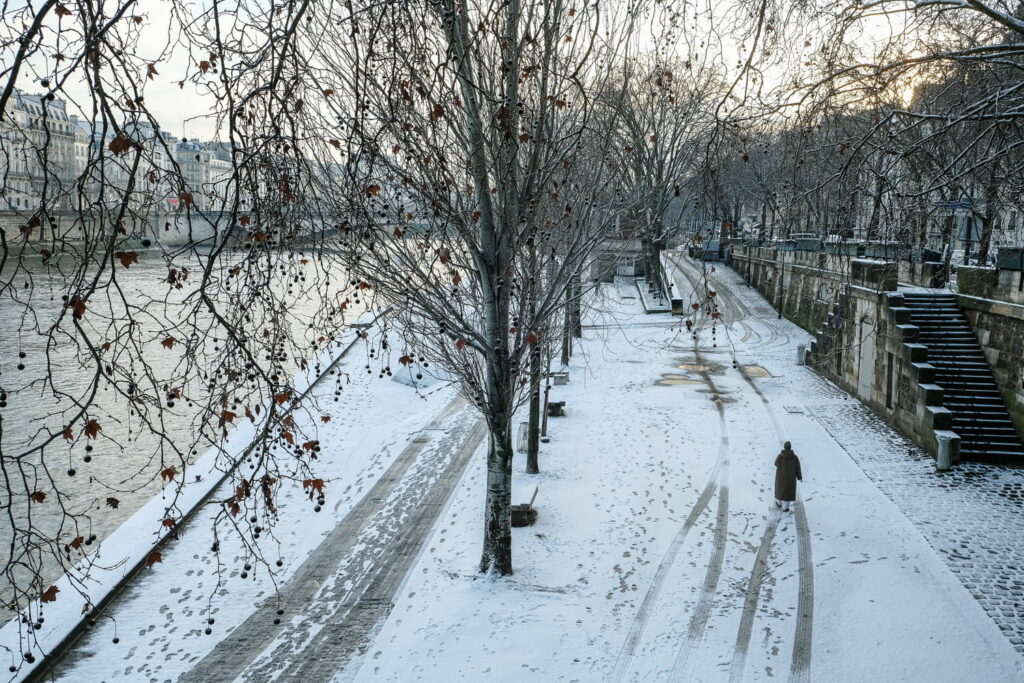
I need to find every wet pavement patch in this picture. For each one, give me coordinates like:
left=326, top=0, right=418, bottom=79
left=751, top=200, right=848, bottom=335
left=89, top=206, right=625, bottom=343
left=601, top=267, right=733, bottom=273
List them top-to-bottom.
left=677, top=363, right=712, bottom=373
left=740, top=364, right=772, bottom=378
left=655, top=373, right=703, bottom=387
left=697, top=389, right=736, bottom=403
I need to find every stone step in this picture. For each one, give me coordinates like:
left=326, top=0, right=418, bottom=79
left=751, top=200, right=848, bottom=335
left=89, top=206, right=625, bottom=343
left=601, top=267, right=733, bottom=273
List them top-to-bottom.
left=907, top=313, right=966, bottom=320
left=910, top=320, right=971, bottom=328
left=912, top=320, right=971, bottom=325
left=909, top=325, right=970, bottom=333
left=916, top=331, right=976, bottom=337
left=922, top=342, right=983, bottom=349
left=926, top=343, right=983, bottom=349
left=925, top=351, right=986, bottom=358
left=928, top=359, right=989, bottom=367
left=934, top=367, right=996, bottom=376
left=933, top=373, right=997, bottom=382
left=942, top=380, right=1000, bottom=388
left=935, top=381, right=996, bottom=388
left=942, top=386, right=1005, bottom=394
left=942, top=389, right=1007, bottom=401
left=943, top=389, right=1003, bottom=399
left=946, top=394, right=1007, bottom=404
left=939, top=395, right=999, bottom=404
left=942, top=396, right=1005, bottom=406
left=941, top=399, right=1004, bottom=409
left=951, top=418, right=1017, bottom=431
left=952, top=420, right=1019, bottom=432
left=954, top=433, right=1022, bottom=446
left=956, top=435, right=1020, bottom=448
left=958, top=435, right=1023, bottom=445
left=959, top=447, right=1024, bottom=460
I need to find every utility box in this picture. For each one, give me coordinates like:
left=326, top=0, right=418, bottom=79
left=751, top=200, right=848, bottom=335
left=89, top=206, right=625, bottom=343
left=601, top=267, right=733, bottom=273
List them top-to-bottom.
left=671, top=298, right=684, bottom=316
left=797, top=344, right=806, bottom=365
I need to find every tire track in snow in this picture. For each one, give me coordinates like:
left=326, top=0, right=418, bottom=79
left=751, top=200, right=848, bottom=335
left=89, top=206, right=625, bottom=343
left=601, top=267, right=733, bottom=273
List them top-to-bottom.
left=667, top=253, right=769, bottom=349
left=687, top=257, right=812, bottom=683
left=676, top=259, right=790, bottom=683
left=610, top=325, right=729, bottom=682
left=738, top=343, right=815, bottom=683
left=181, top=395, right=473, bottom=682
left=666, top=404, right=730, bottom=681
left=270, top=417, right=487, bottom=681
left=608, top=456, right=722, bottom=682
left=790, top=497, right=814, bottom=683
left=728, top=507, right=783, bottom=683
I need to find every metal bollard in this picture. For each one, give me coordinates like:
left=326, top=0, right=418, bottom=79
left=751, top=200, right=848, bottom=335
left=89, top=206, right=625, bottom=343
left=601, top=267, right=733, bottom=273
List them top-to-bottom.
left=796, top=344, right=806, bottom=365
left=936, top=434, right=952, bottom=472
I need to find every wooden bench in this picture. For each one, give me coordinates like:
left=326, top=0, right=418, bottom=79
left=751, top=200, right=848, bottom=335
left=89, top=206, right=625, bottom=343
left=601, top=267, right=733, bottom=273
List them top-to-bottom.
left=547, top=401, right=566, bottom=417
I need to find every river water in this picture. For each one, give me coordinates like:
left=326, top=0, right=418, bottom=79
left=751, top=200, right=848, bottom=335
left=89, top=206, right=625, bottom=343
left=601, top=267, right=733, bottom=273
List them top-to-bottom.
left=0, top=247, right=363, bottom=609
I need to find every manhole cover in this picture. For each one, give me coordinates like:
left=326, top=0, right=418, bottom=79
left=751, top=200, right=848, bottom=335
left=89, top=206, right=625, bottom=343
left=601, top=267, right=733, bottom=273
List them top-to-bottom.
left=783, top=405, right=804, bottom=414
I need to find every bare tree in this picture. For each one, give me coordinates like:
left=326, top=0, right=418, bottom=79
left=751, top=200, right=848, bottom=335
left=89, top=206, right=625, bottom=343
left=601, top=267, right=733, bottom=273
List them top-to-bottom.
left=308, top=0, right=646, bottom=574
left=605, top=57, right=723, bottom=294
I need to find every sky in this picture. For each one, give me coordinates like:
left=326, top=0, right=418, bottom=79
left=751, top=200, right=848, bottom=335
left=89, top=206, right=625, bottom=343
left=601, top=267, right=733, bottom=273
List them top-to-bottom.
left=3, top=0, right=913, bottom=141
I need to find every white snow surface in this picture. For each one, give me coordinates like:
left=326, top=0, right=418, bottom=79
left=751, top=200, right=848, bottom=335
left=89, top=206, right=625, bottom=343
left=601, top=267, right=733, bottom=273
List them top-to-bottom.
left=20, top=259, right=1024, bottom=682
left=347, top=266, right=1021, bottom=682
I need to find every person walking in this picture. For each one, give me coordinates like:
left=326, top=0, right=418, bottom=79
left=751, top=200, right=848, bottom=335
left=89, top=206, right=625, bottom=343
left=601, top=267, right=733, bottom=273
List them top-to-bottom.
left=774, top=441, right=802, bottom=512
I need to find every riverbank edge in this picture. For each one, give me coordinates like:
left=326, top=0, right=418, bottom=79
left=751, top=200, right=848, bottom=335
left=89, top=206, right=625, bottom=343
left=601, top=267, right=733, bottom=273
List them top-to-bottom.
left=0, top=308, right=389, bottom=682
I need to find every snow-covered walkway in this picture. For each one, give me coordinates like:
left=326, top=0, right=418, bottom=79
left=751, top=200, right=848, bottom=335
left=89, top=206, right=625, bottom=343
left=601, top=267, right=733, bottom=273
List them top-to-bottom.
left=41, top=254, right=1024, bottom=682
left=351, top=255, right=1022, bottom=682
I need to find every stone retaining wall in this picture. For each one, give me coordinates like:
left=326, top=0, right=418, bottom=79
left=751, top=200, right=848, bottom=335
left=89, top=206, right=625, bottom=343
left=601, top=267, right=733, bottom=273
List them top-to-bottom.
left=731, top=244, right=956, bottom=459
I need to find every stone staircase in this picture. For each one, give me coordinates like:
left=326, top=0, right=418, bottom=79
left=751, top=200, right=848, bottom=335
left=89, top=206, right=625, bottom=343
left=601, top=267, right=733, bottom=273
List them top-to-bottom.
left=900, top=291, right=1024, bottom=461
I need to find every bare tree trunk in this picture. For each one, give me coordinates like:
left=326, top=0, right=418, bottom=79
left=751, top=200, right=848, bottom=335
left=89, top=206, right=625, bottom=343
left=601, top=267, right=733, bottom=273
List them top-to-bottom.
left=977, top=173, right=999, bottom=265
left=867, top=175, right=883, bottom=241
left=916, top=177, right=928, bottom=247
left=571, top=272, right=583, bottom=338
left=561, top=306, right=571, bottom=365
left=526, top=342, right=541, bottom=474
left=481, top=420, right=513, bottom=574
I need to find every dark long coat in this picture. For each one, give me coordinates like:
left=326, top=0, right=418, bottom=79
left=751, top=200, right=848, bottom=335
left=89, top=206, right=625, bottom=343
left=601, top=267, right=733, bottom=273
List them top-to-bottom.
left=774, top=449, right=802, bottom=502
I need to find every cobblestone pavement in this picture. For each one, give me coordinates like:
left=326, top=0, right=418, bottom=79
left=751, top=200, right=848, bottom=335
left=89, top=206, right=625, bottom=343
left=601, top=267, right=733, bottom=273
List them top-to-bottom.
left=705, top=261, right=1024, bottom=656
